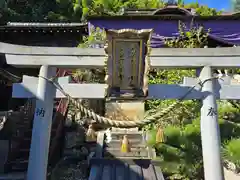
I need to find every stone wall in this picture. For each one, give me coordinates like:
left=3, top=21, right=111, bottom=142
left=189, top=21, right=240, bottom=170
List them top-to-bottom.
left=0, top=112, right=22, bottom=173
left=0, top=140, right=8, bottom=173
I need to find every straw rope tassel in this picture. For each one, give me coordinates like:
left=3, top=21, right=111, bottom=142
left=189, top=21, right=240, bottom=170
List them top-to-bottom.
left=86, top=124, right=97, bottom=142
left=156, top=127, right=165, bottom=143
left=121, top=135, right=131, bottom=153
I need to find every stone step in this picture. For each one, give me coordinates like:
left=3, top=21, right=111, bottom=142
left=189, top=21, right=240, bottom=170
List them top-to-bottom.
left=15, top=120, right=30, bottom=125
left=14, top=123, right=31, bottom=128
left=14, top=125, right=31, bottom=131
left=11, top=128, right=57, bottom=141
left=111, top=128, right=139, bottom=132
left=22, top=129, right=57, bottom=137
left=22, top=130, right=34, bottom=137
left=12, top=132, right=58, bottom=151
left=110, top=132, right=143, bottom=140
left=11, top=136, right=31, bottom=147
left=11, top=137, right=31, bottom=142
left=12, top=137, right=56, bottom=150
left=10, top=139, right=30, bottom=149
left=106, top=139, right=144, bottom=148
left=9, top=142, right=58, bottom=164
left=105, top=143, right=146, bottom=149
left=15, top=147, right=55, bottom=161
left=106, top=147, right=147, bottom=152
left=104, top=148, right=148, bottom=157
left=17, top=149, right=29, bottom=158
left=7, top=159, right=28, bottom=172
left=10, top=159, right=28, bottom=164
left=11, top=164, right=28, bottom=172
left=0, top=172, right=25, bottom=180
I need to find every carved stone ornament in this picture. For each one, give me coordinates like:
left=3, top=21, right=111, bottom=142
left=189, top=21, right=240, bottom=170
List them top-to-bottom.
left=104, top=29, right=153, bottom=99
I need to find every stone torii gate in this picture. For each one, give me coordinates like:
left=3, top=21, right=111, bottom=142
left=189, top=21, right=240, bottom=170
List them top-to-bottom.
left=1, top=29, right=240, bottom=180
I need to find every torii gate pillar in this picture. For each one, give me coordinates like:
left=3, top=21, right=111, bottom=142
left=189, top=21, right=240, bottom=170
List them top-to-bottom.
left=27, top=66, right=56, bottom=180
left=200, top=66, right=224, bottom=180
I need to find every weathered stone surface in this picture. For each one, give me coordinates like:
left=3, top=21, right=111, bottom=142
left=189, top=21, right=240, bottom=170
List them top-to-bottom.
left=105, top=100, right=144, bottom=121
left=64, top=127, right=85, bottom=149
left=63, top=147, right=89, bottom=157
left=50, top=159, right=88, bottom=180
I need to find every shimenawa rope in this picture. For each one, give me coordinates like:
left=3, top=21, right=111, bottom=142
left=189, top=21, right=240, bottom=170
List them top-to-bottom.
left=39, top=75, right=219, bottom=128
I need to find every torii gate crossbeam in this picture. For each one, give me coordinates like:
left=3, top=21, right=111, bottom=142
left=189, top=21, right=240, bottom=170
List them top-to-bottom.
left=1, top=42, right=240, bottom=68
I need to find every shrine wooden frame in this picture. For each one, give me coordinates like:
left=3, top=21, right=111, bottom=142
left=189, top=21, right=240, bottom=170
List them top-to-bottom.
left=104, top=28, right=153, bottom=97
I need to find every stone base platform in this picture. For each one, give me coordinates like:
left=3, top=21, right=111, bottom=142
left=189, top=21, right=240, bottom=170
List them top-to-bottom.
left=105, top=100, right=145, bottom=121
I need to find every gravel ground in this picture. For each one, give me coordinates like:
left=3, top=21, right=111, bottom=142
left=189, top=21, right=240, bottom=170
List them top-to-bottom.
left=50, top=159, right=89, bottom=180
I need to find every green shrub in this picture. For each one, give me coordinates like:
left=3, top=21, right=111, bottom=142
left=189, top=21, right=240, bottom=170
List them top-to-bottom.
left=218, top=103, right=240, bottom=123
left=151, top=115, right=240, bottom=179
left=219, top=120, right=240, bottom=141
left=183, top=123, right=201, bottom=145
left=152, top=124, right=204, bottom=179
left=181, top=124, right=202, bottom=161
left=164, top=126, right=183, bottom=148
left=146, top=128, right=157, bottom=146
left=222, top=138, right=240, bottom=169
left=156, top=143, right=186, bottom=161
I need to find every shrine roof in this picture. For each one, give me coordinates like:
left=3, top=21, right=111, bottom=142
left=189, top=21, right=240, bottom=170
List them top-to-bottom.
left=87, top=6, right=240, bottom=21
left=88, top=14, right=240, bottom=21
left=0, top=22, right=88, bottom=33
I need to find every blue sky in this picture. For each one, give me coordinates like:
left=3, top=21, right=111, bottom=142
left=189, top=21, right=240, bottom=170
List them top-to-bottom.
left=184, top=0, right=231, bottom=11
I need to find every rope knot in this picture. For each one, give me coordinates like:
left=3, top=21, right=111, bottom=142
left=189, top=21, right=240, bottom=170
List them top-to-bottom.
left=198, top=76, right=223, bottom=87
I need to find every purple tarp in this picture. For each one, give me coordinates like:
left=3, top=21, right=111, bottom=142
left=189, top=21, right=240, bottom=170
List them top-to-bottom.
left=89, top=20, right=240, bottom=47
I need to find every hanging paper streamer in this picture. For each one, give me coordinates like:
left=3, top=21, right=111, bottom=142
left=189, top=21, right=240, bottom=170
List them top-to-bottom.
left=86, top=124, right=97, bottom=142
left=156, top=127, right=165, bottom=143
left=121, top=135, right=131, bottom=153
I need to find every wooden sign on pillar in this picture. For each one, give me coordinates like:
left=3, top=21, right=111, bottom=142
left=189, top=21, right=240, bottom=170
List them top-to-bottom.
left=104, top=29, right=153, bottom=98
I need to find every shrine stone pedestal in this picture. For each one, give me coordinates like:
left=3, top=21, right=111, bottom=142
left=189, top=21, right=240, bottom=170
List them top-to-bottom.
left=105, top=100, right=145, bottom=121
